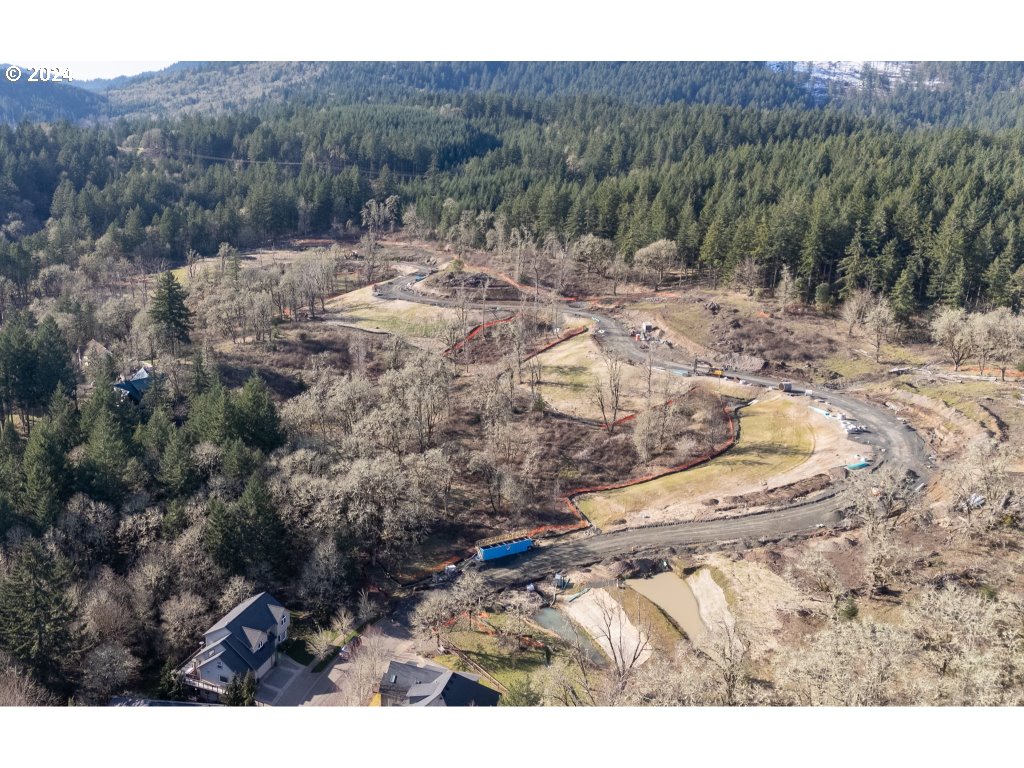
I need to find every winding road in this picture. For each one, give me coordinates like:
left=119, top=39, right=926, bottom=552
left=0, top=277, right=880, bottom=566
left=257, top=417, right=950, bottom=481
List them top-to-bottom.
left=374, top=269, right=931, bottom=586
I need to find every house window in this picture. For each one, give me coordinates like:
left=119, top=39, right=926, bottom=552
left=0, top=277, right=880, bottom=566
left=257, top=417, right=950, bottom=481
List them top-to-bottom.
left=217, top=661, right=223, bottom=669
left=219, top=676, right=228, bottom=683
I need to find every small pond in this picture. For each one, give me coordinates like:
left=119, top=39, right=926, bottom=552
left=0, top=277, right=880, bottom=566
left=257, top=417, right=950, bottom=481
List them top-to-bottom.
left=626, top=572, right=706, bottom=641
left=533, top=608, right=607, bottom=667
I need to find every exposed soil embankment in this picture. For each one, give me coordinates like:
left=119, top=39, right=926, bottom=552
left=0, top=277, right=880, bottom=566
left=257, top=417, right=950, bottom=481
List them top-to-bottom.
left=419, top=270, right=522, bottom=302
left=620, top=306, right=766, bottom=373
left=579, top=394, right=862, bottom=529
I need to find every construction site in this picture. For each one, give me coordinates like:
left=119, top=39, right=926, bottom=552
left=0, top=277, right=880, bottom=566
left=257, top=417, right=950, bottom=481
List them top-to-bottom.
left=41, top=228, right=1021, bottom=710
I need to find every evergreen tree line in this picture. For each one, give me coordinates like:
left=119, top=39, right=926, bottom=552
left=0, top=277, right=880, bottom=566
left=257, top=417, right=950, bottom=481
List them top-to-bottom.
left=5, top=91, right=1024, bottom=325
left=0, top=299, right=296, bottom=699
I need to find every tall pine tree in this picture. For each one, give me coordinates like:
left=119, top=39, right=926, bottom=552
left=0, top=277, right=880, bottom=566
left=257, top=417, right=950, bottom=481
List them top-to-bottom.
left=149, top=272, right=193, bottom=355
left=0, top=540, right=83, bottom=691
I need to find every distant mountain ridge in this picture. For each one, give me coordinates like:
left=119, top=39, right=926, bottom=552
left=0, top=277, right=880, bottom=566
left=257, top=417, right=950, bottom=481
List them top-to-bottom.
left=5, top=61, right=1024, bottom=128
left=75, top=62, right=203, bottom=93
left=0, top=64, right=108, bottom=123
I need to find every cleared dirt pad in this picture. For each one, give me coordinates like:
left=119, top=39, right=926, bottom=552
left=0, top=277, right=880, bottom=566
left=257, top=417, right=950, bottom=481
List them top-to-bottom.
left=578, top=393, right=864, bottom=528
left=687, top=568, right=736, bottom=651
left=563, top=589, right=652, bottom=668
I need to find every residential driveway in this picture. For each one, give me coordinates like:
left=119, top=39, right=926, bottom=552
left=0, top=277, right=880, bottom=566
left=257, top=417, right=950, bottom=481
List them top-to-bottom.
left=269, top=618, right=427, bottom=706
left=308, top=618, right=426, bottom=706
left=255, top=655, right=305, bottom=706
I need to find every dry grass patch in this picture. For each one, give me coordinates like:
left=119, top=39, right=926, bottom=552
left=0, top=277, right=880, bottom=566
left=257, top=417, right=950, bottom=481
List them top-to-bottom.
left=325, top=285, right=462, bottom=342
left=528, top=332, right=682, bottom=421
left=577, top=395, right=820, bottom=527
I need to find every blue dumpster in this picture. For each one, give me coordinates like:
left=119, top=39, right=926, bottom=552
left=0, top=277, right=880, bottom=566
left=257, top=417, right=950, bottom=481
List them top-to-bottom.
left=477, top=537, right=534, bottom=562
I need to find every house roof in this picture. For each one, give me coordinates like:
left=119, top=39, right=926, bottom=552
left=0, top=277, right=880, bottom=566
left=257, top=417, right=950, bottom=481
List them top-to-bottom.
left=83, top=340, right=111, bottom=362
left=113, top=367, right=154, bottom=402
left=201, top=592, right=287, bottom=677
left=379, top=660, right=500, bottom=707
left=109, top=697, right=214, bottom=707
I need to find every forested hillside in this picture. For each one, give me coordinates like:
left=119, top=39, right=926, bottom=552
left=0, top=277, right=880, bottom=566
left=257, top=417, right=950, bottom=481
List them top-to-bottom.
left=2, top=59, right=1024, bottom=709
left=7, top=60, right=1024, bottom=130
left=0, top=68, right=107, bottom=124
left=3, top=91, right=1024, bottom=316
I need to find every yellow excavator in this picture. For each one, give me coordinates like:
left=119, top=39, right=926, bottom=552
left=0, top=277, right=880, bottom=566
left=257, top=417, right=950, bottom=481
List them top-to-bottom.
left=693, top=359, right=724, bottom=378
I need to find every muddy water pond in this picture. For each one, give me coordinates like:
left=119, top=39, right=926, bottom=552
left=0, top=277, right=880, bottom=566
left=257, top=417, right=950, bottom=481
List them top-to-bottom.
left=626, top=572, right=706, bottom=641
left=533, top=608, right=607, bottom=666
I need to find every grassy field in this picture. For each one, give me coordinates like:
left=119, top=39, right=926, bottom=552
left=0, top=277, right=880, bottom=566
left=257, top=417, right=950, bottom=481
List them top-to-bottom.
left=170, top=246, right=348, bottom=286
left=325, top=285, right=462, bottom=340
left=528, top=332, right=686, bottom=421
left=822, top=342, right=929, bottom=381
left=577, top=396, right=816, bottom=527
left=432, top=618, right=554, bottom=692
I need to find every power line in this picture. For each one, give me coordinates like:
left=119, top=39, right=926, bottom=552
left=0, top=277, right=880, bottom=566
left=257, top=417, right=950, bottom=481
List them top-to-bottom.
left=118, top=144, right=431, bottom=182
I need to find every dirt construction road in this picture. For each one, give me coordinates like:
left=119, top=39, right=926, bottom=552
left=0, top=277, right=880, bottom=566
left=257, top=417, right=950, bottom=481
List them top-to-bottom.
left=378, top=269, right=932, bottom=588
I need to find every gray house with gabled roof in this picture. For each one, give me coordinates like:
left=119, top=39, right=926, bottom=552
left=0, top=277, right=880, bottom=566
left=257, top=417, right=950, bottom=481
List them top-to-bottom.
left=114, top=366, right=154, bottom=403
left=179, top=592, right=289, bottom=699
left=377, top=660, right=500, bottom=707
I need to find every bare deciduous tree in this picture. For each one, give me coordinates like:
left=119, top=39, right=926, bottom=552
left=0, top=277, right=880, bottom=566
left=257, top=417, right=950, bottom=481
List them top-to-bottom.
left=634, top=239, right=676, bottom=291
left=732, top=255, right=762, bottom=296
left=776, top=265, right=797, bottom=314
left=840, top=287, right=873, bottom=338
left=865, top=295, right=896, bottom=363
left=931, top=306, right=975, bottom=371
left=590, top=352, right=624, bottom=433
left=632, top=409, right=658, bottom=465
left=945, top=440, right=1019, bottom=540
left=844, top=464, right=921, bottom=599
left=412, top=590, right=459, bottom=651
left=159, top=591, right=208, bottom=658
left=499, top=591, right=542, bottom=649
left=332, top=607, right=355, bottom=637
left=779, top=619, right=913, bottom=706
left=343, top=627, right=391, bottom=706
left=307, top=628, right=337, bottom=663
left=80, top=642, right=141, bottom=704
left=0, top=651, right=53, bottom=706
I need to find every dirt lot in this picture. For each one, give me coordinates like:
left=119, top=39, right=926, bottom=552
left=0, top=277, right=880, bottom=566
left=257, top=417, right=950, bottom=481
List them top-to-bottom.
left=419, top=269, right=523, bottom=302
left=628, top=289, right=941, bottom=385
left=577, top=393, right=864, bottom=529
left=563, top=588, right=653, bottom=668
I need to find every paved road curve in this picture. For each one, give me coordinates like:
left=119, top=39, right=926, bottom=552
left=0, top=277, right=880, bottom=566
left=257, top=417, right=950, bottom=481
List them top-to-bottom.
left=376, top=270, right=931, bottom=586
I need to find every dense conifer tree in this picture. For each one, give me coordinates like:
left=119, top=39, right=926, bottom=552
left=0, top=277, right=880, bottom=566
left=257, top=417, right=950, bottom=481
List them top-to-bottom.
left=149, top=272, right=193, bottom=355
left=0, top=540, right=83, bottom=691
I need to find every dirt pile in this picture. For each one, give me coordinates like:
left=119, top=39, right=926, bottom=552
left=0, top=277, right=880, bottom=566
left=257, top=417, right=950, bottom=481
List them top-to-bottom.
left=426, top=270, right=522, bottom=301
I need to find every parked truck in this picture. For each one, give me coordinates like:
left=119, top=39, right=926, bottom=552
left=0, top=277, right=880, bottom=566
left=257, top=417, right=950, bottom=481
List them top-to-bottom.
left=476, top=536, right=534, bottom=562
